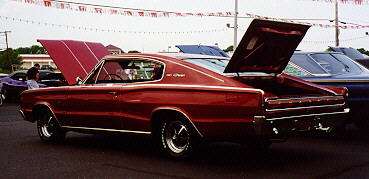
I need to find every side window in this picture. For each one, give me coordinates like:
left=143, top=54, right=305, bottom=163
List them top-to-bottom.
left=95, top=59, right=164, bottom=84
left=283, top=63, right=311, bottom=77
left=11, top=73, right=27, bottom=81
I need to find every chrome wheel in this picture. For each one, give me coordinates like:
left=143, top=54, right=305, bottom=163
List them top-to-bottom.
left=36, top=110, right=65, bottom=142
left=38, top=116, right=55, bottom=138
left=158, top=118, right=197, bottom=158
left=164, top=121, right=190, bottom=154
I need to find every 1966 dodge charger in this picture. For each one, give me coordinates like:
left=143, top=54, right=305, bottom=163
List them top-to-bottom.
left=20, top=19, right=349, bottom=158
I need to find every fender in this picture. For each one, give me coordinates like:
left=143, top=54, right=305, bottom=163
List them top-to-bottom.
left=32, top=102, right=62, bottom=127
left=151, top=107, right=203, bottom=138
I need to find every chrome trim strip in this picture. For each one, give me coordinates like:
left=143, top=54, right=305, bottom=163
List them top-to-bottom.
left=70, top=84, right=264, bottom=94
left=266, top=96, right=343, bottom=102
left=266, top=103, right=345, bottom=112
left=265, top=108, right=350, bottom=121
left=18, top=109, right=25, bottom=119
left=61, top=126, right=151, bottom=135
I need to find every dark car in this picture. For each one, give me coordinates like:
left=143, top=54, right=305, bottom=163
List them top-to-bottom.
left=329, top=47, right=369, bottom=69
left=284, top=51, right=369, bottom=130
left=0, top=70, right=67, bottom=101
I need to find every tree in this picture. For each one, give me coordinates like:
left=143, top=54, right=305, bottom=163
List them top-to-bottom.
left=14, top=45, right=46, bottom=54
left=223, top=45, right=233, bottom=52
left=357, top=48, right=369, bottom=56
left=0, top=49, right=22, bottom=73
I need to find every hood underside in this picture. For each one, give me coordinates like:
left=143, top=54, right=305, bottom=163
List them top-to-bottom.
left=224, top=19, right=310, bottom=74
left=38, top=39, right=109, bottom=85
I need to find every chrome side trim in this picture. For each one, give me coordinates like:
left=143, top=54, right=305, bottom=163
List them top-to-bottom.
left=265, top=96, right=343, bottom=102
left=266, top=103, right=345, bottom=112
left=265, top=108, right=350, bottom=121
left=18, top=109, right=25, bottom=119
left=61, top=126, right=151, bottom=135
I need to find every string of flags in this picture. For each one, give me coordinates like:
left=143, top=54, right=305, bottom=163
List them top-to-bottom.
left=10, top=0, right=369, bottom=29
left=300, top=0, right=369, bottom=5
left=2, top=14, right=368, bottom=44
left=0, top=15, right=229, bottom=34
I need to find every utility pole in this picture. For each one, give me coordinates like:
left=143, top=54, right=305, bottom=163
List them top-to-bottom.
left=233, top=0, right=238, bottom=51
left=335, top=0, right=339, bottom=47
left=0, top=31, right=12, bottom=72
left=0, top=31, right=11, bottom=50
left=1, top=31, right=11, bottom=49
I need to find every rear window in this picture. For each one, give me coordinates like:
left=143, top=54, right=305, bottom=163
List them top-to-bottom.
left=310, top=53, right=361, bottom=75
left=290, top=54, right=327, bottom=74
left=184, top=58, right=228, bottom=74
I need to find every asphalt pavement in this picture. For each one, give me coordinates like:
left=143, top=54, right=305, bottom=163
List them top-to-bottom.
left=1, top=103, right=369, bottom=178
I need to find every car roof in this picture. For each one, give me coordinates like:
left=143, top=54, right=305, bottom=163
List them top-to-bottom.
left=293, top=51, right=344, bottom=55
left=103, top=53, right=230, bottom=61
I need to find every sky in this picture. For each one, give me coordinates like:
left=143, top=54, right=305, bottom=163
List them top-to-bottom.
left=0, top=0, right=369, bottom=52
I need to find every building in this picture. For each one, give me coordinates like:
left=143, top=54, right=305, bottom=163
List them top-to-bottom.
left=106, top=44, right=124, bottom=55
left=19, top=54, right=57, bottom=71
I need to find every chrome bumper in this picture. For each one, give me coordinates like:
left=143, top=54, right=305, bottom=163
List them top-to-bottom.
left=253, top=108, right=350, bottom=136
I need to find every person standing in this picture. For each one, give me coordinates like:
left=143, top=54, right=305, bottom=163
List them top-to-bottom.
left=34, top=63, right=41, bottom=70
left=26, top=67, right=40, bottom=89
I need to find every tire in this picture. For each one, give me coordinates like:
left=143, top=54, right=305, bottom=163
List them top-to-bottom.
left=36, top=109, right=65, bottom=142
left=158, top=118, right=196, bottom=159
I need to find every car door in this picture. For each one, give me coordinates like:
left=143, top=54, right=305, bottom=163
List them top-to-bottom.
left=63, top=62, right=122, bottom=130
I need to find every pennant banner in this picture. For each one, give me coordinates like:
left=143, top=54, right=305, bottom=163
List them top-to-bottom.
left=11, top=0, right=369, bottom=29
left=301, top=0, right=369, bottom=5
left=0, top=15, right=229, bottom=34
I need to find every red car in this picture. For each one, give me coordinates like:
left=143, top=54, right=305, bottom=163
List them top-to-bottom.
left=20, top=20, right=349, bottom=158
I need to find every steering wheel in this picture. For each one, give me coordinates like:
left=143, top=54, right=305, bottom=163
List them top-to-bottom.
left=103, top=74, right=124, bottom=81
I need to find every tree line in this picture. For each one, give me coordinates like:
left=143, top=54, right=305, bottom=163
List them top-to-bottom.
left=0, top=45, right=45, bottom=73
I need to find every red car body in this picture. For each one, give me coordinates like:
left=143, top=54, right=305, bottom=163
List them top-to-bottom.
left=20, top=20, right=349, bottom=158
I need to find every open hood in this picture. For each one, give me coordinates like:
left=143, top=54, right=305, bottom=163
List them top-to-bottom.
left=224, top=19, right=310, bottom=74
left=38, top=39, right=109, bottom=85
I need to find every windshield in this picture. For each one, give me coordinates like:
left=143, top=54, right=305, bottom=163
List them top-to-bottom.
left=310, top=53, right=362, bottom=75
left=290, top=54, right=327, bottom=75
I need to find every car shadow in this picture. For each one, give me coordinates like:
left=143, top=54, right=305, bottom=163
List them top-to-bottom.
left=56, top=131, right=368, bottom=169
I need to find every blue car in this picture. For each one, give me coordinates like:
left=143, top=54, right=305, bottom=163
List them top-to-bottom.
left=284, top=51, right=369, bottom=131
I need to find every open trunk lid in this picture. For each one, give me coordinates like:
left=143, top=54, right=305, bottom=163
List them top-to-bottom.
left=224, top=19, right=310, bottom=74
left=38, top=39, right=109, bottom=85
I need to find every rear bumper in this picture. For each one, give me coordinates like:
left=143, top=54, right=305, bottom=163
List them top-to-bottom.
left=253, top=108, right=350, bottom=138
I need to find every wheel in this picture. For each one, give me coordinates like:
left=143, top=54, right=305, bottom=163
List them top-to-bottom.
left=36, top=110, right=65, bottom=142
left=158, top=119, right=196, bottom=158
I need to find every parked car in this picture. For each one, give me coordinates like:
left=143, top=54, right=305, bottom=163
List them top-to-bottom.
left=20, top=20, right=349, bottom=158
left=176, top=45, right=230, bottom=57
left=329, top=46, right=369, bottom=69
left=284, top=51, right=369, bottom=130
left=0, top=70, right=67, bottom=101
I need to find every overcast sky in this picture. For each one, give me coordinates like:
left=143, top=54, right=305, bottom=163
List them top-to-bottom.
left=1, top=0, right=369, bottom=52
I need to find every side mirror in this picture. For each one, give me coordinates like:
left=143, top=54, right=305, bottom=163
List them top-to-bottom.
left=75, top=76, right=83, bottom=85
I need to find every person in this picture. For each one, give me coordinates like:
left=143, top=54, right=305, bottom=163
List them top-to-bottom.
left=34, top=63, right=40, bottom=70
left=26, top=67, right=40, bottom=89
